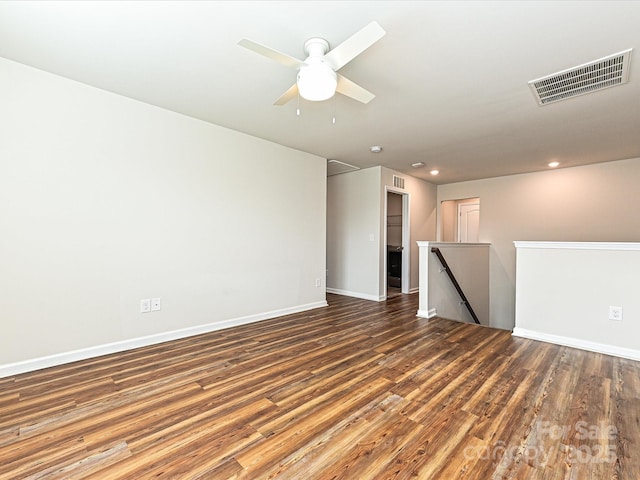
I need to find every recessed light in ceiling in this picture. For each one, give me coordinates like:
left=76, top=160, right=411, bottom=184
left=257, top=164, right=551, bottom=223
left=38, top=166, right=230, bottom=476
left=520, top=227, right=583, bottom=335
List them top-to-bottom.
left=370, top=145, right=382, bottom=153
left=548, top=161, right=560, bottom=168
left=411, top=162, right=425, bottom=168
left=430, top=169, right=439, bottom=176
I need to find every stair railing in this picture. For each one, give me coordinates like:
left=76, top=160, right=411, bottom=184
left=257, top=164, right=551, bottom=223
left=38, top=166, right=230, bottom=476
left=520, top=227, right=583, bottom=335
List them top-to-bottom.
left=430, top=247, right=481, bottom=324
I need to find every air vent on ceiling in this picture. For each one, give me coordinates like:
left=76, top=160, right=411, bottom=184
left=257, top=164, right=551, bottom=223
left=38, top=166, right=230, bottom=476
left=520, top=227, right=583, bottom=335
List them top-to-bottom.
left=528, top=49, right=632, bottom=106
left=327, top=159, right=360, bottom=176
left=393, top=175, right=405, bottom=189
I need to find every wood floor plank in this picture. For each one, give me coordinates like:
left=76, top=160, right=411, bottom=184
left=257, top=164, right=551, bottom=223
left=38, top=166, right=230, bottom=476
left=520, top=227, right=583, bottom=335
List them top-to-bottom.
left=1, top=293, right=639, bottom=479
left=612, top=358, right=640, bottom=478
left=256, top=393, right=409, bottom=480
left=89, top=402, right=270, bottom=480
left=388, top=409, right=479, bottom=479
left=0, top=435, right=86, bottom=479
left=24, top=441, right=131, bottom=480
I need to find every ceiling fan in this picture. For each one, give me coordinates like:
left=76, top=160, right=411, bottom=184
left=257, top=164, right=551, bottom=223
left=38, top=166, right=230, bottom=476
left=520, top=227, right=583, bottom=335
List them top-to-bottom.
left=238, top=21, right=386, bottom=105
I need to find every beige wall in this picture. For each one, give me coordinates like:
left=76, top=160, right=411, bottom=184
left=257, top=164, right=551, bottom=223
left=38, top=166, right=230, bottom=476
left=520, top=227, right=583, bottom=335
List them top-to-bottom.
left=0, top=58, right=327, bottom=369
left=437, top=157, right=640, bottom=329
left=440, top=200, right=457, bottom=242
left=418, top=242, right=490, bottom=325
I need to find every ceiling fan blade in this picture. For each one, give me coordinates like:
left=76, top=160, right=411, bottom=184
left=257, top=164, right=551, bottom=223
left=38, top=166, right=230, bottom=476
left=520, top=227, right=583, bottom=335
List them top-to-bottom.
left=324, top=21, right=386, bottom=71
left=238, top=38, right=302, bottom=68
left=336, top=74, right=375, bottom=104
left=274, top=83, right=299, bottom=106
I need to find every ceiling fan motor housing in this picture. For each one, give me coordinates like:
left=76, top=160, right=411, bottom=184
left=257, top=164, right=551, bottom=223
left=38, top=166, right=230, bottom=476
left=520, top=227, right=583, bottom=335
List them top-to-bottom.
left=303, top=38, right=330, bottom=58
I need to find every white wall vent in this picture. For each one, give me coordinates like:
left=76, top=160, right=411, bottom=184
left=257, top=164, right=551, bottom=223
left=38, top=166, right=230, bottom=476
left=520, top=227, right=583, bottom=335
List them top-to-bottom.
left=528, top=49, right=632, bottom=105
left=393, top=175, right=405, bottom=189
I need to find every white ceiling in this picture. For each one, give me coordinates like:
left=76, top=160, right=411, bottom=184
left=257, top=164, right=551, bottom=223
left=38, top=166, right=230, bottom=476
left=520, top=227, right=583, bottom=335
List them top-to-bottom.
left=1, top=1, right=639, bottom=184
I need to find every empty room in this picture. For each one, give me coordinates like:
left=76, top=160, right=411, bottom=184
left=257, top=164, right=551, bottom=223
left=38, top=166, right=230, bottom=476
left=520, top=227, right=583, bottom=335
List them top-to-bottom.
left=1, top=1, right=639, bottom=478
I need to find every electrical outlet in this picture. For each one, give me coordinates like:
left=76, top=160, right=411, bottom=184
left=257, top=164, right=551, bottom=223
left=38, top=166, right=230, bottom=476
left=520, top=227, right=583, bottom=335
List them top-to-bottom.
left=315, top=278, right=321, bottom=288
left=151, top=297, right=161, bottom=311
left=140, top=298, right=151, bottom=313
left=608, top=306, right=623, bottom=321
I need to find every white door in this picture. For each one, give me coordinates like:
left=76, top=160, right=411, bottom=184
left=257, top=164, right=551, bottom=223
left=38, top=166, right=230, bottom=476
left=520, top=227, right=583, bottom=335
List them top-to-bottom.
left=458, top=203, right=480, bottom=243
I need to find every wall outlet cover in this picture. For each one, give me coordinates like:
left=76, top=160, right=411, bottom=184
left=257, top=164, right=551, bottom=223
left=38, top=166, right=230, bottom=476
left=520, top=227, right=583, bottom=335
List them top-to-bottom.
left=140, top=298, right=151, bottom=313
left=608, top=306, right=623, bottom=321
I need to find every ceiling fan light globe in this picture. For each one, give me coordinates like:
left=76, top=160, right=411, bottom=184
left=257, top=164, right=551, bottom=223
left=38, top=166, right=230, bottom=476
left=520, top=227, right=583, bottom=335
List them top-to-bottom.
left=297, top=62, right=337, bottom=102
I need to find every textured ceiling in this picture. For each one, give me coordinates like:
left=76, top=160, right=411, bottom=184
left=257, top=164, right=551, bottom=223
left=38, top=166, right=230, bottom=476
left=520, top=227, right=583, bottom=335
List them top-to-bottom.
left=1, top=1, right=639, bottom=184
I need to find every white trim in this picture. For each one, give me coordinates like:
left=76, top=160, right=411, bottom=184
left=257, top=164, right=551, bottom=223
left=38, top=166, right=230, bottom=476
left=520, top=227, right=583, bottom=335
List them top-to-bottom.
left=401, top=193, right=411, bottom=294
left=417, top=241, right=491, bottom=248
left=514, top=241, right=640, bottom=251
left=408, top=287, right=419, bottom=294
left=326, top=288, right=383, bottom=302
left=0, top=301, right=328, bottom=378
left=417, top=308, right=437, bottom=319
left=512, top=328, right=640, bottom=361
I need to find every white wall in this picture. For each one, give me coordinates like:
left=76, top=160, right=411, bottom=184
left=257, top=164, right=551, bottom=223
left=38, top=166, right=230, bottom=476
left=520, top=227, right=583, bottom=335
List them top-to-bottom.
left=0, top=58, right=327, bottom=371
left=437, top=157, right=640, bottom=330
left=326, top=166, right=437, bottom=301
left=326, top=167, right=382, bottom=300
left=514, top=242, right=640, bottom=360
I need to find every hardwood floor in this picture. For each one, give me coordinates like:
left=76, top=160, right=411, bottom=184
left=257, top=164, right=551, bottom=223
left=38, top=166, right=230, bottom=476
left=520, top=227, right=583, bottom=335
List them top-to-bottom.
left=1, top=293, right=639, bottom=479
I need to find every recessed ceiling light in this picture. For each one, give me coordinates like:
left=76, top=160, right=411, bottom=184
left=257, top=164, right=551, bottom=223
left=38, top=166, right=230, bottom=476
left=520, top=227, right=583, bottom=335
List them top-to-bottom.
left=370, top=145, right=382, bottom=153
left=548, top=161, right=560, bottom=168
left=411, top=162, right=425, bottom=168
left=430, top=169, right=439, bottom=176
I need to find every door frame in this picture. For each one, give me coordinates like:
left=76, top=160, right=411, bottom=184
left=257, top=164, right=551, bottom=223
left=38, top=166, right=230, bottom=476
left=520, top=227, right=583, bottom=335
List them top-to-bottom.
left=383, top=187, right=410, bottom=297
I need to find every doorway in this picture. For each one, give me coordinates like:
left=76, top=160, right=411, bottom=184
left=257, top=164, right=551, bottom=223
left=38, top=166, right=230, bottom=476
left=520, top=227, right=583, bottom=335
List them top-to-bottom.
left=385, top=190, right=410, bottom=297
left=440, top=197, right=480, bottom=242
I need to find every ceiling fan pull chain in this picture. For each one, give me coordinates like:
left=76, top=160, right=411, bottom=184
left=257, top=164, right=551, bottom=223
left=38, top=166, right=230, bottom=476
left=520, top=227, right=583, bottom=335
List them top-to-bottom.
left=331, top=96, right=336, bottom=124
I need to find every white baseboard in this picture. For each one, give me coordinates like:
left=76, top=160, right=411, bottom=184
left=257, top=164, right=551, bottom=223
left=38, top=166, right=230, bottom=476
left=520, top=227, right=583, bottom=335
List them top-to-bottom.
left=408, top=287, right=419, bottom=294
left=326, top=288, right=383, bottom=302
left=0, top=301, right=328, bottom=379
left=416, top=308, right=437, bottom=319
left=512, top=327, right=640, bottom=361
